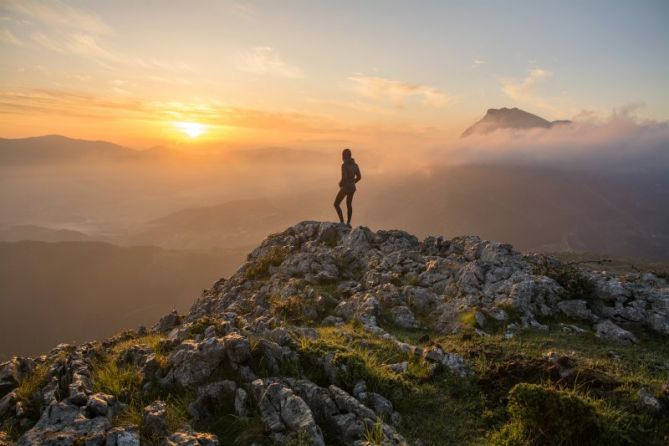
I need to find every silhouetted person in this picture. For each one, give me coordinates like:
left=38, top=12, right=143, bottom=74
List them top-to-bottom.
left=334, top=148, right=361, bottom=226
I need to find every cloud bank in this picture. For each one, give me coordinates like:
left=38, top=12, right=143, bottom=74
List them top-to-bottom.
left=432, top=107, right=669, bottom=168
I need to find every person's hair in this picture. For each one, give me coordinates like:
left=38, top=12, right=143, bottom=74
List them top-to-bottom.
left=342, top=148, right=352, bottom=159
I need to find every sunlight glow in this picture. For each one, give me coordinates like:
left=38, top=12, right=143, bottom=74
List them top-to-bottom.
left=175, top=121, right=206, bottom=139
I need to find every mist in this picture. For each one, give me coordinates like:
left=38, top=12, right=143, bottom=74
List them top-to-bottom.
left=430, top=108, right=669, bottom=168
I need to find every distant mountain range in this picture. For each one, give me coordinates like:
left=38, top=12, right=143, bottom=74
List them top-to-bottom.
left=462, top=107, right=571, bottom=137
left=0, top=135, right=162, bottom=165
left=0, top=135, right=328, bottom=166
left=0, top=225, right=93, bottom=243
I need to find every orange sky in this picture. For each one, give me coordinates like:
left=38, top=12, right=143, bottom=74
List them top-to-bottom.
left=1, top=1, right=667, bottom=148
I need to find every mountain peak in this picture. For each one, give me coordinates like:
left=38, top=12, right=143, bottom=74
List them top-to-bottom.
left=462, top=107, right=571, bottom=137
left=1, top=221, right=667, bottom=445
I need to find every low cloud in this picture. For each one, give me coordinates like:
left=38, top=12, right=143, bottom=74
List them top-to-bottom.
left=237, top=47, right=303, bottom=78
left=348, top=75, right=449, bottom=108
left=437, top=107, right=669, bottom=167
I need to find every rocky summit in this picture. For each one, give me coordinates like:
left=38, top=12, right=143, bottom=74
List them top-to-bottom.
left=461, top=107, right=571, bottom=137
left=1, top=221, right=668, bottom=445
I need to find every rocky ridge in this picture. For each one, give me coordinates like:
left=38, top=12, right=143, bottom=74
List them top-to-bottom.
left=1, top=221, right=668, bottom=445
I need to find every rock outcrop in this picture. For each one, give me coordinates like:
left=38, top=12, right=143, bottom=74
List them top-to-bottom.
left=1, top=221, right=667, bottom=445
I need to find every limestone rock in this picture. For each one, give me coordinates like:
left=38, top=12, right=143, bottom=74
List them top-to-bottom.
left=557, top=299, right=597, bottom=321
left=390, top=306, right=420, bottom=329
left=155, top=310, right=181, bottom=334
left=595, top=320, right=637, bottom=345
left=223, top=333, right=250, bottom=364
left=167, top=338, right=226, bottom=387
left=0, top=357, right=34, bottom=399
left=188, top=380, right=237, bottom=422
left=638, top=388, right=661, bottom=412
left=143, top=400, right=169, bottom=438
left=17, top=401, right=111, bottom=446
left=106, top=425, right=140, bottom=446
left=165, top=427, right=220, bottom=446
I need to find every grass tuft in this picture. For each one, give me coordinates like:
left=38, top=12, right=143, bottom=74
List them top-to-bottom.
left=244, top=246, right=289, bottom=279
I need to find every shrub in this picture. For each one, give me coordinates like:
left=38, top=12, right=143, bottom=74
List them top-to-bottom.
left=533, top=257, right=596, bottom=301
left=458, top=309, right=478, bottom=329
left=489, top=383, right=629, bottom=446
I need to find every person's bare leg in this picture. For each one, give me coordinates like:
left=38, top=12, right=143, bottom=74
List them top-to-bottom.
left=333, top=189, right=346, bottom=223
left=346, top=191, right=355, bottom=225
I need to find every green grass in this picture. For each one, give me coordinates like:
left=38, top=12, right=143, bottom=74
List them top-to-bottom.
left=269, top=294, right=309, bottom=323
left=7, top=300, right=666, bottom=446
left=291, top=320, right=669, bottom=446
left=294, top=324, right=489, bottom=444
left=296, top=325, right=416, bottom=395
left=401, top=326, right=667, bottom=444
left=88, top=333, right=274, bottom=445
left=89, top=334, right=196, bottom=445
left=3, top=360, right=56, bottom=439
left=92, top=360, right=143, bottom=400
left=14, top=362, right=51, bottom=404
left=489, top=383, right=635, bottom=446
left=202, top=414, right=270, bottom=445
left=363, top=418, right=385, bottom=445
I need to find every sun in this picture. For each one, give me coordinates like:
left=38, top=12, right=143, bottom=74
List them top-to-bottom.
left=175, top=121, right=206, bottom=139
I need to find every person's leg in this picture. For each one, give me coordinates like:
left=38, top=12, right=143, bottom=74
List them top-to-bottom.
left=333, top=189, right=346, bottom=223
left=345, top=190, right=355, bottom=225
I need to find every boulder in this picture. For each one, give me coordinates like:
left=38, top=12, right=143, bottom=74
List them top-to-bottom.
left=557, top=299, right=597, bottom=321
left=390, top=306, right=420, bottom=329
left=155, top=310, right=181, bottom=334
left=594, top=320, right=637, bottom=345
left=223, top=333, right=251, bottom=364
left=167, top=338, right=226, bottom=387
left=0, top=357, right=34, bottom=398
left=251, top=379, right=325, bottom=446
left=188, top=380, right=237, bottom=422
left=638, top=388, right=661, bottom=412
left=0, top=391, right=17, bottom=419
left=84, top=393, right=117, bottom=418
left=142, top=400, right=169, bottom=438
left=17, top=401, right=111, bottom=446
left=106, top=425, right=140, bottom=446
left=165, top=427, right=220, bottom=446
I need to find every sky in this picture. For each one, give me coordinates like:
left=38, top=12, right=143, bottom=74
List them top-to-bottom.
left=0, top=0, right=668, bottom=148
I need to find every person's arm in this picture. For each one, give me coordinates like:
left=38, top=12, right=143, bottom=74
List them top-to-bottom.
left=339, top=164, right=344, bottom=186
left=355, top=164, right=362, bottom=183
